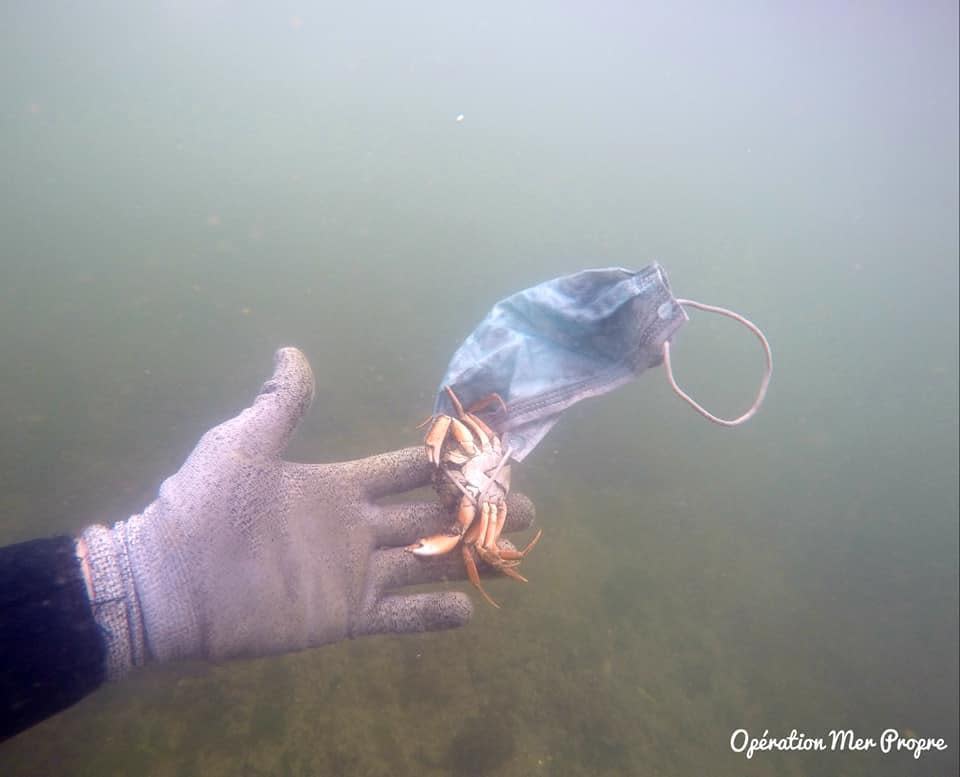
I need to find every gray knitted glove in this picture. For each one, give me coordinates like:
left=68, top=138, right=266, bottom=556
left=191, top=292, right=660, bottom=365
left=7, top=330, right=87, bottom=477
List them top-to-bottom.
left=79, top=347, right=535, bottom=678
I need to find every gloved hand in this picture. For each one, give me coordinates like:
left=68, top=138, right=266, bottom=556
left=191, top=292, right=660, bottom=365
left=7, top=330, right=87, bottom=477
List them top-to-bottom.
left=78, top=348, right=536, bottom=678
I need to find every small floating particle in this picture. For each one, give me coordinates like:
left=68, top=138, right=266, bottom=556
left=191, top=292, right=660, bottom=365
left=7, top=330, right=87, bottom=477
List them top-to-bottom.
left=455, top=114, right=464, bottom=122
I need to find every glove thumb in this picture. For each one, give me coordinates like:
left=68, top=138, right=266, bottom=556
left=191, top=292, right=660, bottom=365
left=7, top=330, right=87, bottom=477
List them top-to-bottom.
left=237, top=347, right=316, bottom=457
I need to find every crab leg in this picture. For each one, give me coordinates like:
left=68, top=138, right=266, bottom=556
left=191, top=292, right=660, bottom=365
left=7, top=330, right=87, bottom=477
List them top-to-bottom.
left=443, top=385, right=467, bottom=417
left=444, top=386, right=491, bottom=450
left=467, top=393, right=507, bottom=416
left=465, top=394, right=506, bottom=442
left=463, top=412, right=496, bottom=445
left=457, top=414, right=490, bottom=451
left=448, top=417, right=477, bottom=456
left=456, top=494, right=476, bottom=534
left=464, top=502, right=490, bottom=547
left=476, top=502, right=492, bottom=548
left=484, top=503, right=508, bottom=551
left=497, top=528, right=543, bottom=560
left=462, top=545, right=500, bottom=608
left=495, top=564, right=529, bottom=584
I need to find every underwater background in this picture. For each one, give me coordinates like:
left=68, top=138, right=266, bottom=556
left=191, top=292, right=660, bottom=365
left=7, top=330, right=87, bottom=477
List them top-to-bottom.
left=1, top=2, right=957, bottom=775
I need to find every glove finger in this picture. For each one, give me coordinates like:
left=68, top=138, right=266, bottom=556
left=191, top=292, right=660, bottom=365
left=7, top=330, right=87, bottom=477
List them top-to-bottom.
left=234, top=347, right=316, bottom=456
left=354, top=446, right=434, bottom=500
left=281, top=448, right=441, bottom=506
left=373, top=492, right=536, bottom=547
left=369, top=546, right=468, bottom=592
left=353, top=592, right=473, bottom=637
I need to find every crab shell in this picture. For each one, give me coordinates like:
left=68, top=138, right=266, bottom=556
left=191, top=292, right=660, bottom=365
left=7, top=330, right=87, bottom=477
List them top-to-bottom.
left=433, top=443, right=512, bottom=510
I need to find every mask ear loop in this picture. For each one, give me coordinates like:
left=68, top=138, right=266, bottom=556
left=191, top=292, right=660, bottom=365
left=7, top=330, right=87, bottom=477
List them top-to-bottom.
left=661, top=298, right=772, bottom=427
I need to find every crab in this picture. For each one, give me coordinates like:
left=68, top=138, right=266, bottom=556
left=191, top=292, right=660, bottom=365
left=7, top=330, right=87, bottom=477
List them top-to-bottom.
left=406, top=386, right=542, bottom=608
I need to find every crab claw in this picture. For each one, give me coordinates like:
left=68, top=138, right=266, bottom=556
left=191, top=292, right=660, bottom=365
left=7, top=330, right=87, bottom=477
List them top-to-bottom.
left=424, top=415, right=452, bottom=466
left=406, top=532, right=462, bottom=556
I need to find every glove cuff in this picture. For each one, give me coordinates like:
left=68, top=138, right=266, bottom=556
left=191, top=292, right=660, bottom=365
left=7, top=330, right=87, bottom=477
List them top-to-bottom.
left=80, top=522, right=147, bottom=679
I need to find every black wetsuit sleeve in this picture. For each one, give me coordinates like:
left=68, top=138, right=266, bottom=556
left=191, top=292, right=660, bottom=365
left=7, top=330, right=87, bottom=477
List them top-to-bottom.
left=0, top=536, right=106, bottom=741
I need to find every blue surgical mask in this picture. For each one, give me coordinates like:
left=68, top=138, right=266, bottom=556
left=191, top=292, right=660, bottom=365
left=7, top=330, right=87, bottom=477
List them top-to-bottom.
left=433, top=264, right=771, bottom=461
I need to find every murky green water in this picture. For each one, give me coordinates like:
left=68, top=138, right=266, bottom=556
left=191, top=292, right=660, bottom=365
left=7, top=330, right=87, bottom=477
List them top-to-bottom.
left=1, top=3, right=957, bottom=775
